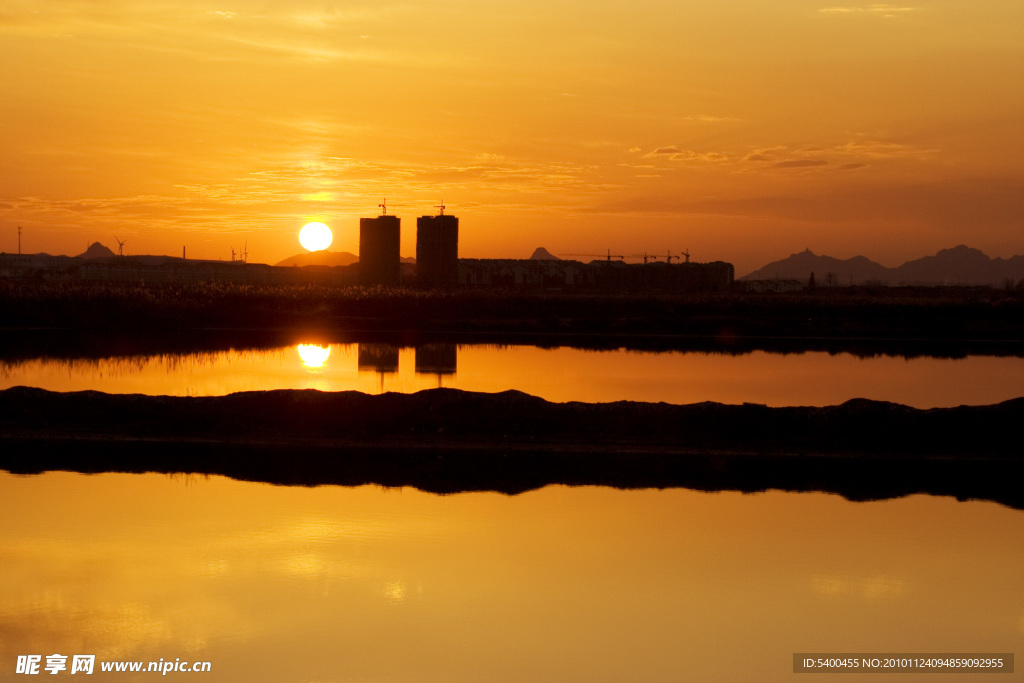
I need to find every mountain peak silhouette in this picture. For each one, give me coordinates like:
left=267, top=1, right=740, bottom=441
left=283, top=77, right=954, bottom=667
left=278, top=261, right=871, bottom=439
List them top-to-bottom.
left=79, top=242, right=116, bottom=259
left=530, top=247, right=559, bottom=260
left=274, top=250, right=359, bottom=267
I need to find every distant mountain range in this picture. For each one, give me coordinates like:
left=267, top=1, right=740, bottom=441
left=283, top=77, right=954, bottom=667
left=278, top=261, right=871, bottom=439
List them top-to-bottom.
left=742, top=245, right=1024, bottom=286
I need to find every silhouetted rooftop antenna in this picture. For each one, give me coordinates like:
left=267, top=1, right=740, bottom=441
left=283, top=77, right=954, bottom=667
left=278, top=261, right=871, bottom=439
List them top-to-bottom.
left=379, top=199, right=388, bottom=216
left=115, top=236, right=126, bottom=256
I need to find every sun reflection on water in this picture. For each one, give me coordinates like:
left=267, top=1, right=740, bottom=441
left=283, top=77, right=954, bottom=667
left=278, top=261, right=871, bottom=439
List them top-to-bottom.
left=297, top=344, right=331, bottom=369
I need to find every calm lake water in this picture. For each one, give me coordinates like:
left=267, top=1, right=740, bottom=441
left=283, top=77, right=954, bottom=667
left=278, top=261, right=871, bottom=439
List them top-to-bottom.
left=3, top=343, right=1024, bottom=407
left=3, top=344, right=1021, bottom=680
left=1, top=472, right=1021, bottom=683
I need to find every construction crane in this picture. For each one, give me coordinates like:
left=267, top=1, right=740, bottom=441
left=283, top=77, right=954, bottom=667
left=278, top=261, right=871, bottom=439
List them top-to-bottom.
left=379, top=198, right=388, bottom=216
left=559, top=249, right=625, bottom=261
left=560, top=249, right=692, bottom=264
left=661, top=250, right=690, bottom=263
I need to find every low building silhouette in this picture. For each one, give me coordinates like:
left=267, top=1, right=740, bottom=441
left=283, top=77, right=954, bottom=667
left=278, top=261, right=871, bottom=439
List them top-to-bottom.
left=456, top=258, right=732, bottom=292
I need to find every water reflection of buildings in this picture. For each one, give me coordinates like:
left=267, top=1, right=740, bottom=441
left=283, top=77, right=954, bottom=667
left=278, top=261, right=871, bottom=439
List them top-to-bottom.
left=355, top=343, right=459, bottom=388
left=415, top=343, right=457, bottom=387
left=357, top=344, right=399, bottom=374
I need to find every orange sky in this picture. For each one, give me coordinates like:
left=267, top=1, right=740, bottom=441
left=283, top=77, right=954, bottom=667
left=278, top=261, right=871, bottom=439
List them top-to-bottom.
left=2, top=1, right=1022, bottom=275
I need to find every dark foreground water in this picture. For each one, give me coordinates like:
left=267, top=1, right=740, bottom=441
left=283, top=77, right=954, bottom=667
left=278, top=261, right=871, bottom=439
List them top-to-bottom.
left=1, top=472, right=1021, bottom=682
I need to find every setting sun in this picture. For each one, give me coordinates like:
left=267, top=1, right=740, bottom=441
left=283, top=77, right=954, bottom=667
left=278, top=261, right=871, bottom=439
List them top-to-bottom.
left=299, top=222, right=332, bottom=252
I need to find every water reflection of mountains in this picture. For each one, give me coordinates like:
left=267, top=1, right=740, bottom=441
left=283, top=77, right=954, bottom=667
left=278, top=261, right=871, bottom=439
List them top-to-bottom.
left=1, top=328, right=1022, bottom=365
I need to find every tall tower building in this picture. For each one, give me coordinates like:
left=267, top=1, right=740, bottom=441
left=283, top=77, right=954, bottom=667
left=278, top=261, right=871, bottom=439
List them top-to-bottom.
left=416, top=212, right=459, bottom=288
left=359, top=213, right=401, bottom=286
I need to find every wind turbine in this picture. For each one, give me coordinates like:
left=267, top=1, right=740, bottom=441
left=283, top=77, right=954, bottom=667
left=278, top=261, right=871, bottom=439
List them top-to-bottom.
left=115, top=236, right=126, bottom=256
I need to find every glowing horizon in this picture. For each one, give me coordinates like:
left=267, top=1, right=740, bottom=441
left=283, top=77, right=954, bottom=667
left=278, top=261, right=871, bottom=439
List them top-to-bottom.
left=2, top=1, right=1022, bottom=275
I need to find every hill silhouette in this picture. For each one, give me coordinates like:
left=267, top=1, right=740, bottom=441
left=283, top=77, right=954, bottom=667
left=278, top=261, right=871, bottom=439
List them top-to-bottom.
left=79, top=242, right=117, bottom=259
left=743, top=245, right=1024, bottom=286
left=530, top=247, right=560, bottom=260
left=275, top=250, right=359, bottom=267
left=275, top=251, right=416, bottom=267
left=2, top=387, right=1022, bottom=508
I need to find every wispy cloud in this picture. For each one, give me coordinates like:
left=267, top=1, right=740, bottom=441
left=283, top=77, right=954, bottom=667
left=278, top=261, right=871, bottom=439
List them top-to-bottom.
left=0, top=1, right=409, bottom=65
left=819, top=5, right=918, bottom=17
left=681, top=115, right=743, bottom=124
left=640, top=137, right=931, bottom=173
left=737, top=139, right=937, bottom=174
left=831, top=140, right=937, bottom=159
left=643, top=147, right=730, bottom=162
left=1, top=151, right=618, bottom=242
left=772, top=159, right=828, bottom=169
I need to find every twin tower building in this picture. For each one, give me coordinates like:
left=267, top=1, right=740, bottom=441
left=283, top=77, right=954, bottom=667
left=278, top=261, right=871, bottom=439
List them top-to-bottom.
left=358, top=209, right=458, bottom=288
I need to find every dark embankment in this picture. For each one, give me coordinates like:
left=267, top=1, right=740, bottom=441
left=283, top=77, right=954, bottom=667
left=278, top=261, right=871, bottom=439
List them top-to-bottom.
left=2, top=280, right=1024, bottom=347
left=1, top=387, right=1022, bottom=509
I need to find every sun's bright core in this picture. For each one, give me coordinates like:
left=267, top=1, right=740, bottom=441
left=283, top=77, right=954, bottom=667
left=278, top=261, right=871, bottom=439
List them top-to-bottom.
left=299, top=222, right=333, bottom=252
left=297, top=344, right=331, bottom=368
